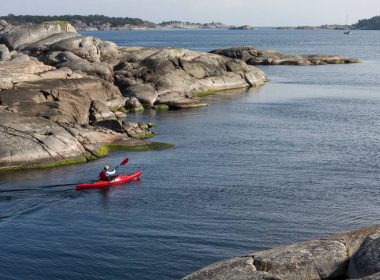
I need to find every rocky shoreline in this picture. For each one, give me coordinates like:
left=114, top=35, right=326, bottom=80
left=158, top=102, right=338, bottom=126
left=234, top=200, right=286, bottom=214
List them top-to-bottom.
left=0, top=20, right=359, bottom=170
left=0, top=20, right=267, bottom=170
left=211, top=47, right=360, bottom=66
left=183, top=225, right=380, bottom=280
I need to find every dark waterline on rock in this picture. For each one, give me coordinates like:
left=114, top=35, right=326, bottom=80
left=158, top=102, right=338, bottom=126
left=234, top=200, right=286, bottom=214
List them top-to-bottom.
left=1, top=29, right=380, bottom=279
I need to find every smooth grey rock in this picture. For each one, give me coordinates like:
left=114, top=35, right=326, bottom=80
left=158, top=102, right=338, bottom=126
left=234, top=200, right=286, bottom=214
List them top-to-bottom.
left=0, top=21, right=76, bottom=50
left=19, top=32, right=78, bottom=51
left=46, top=36, right=119, bottom=63
left=48, top=36, right=101, bottom=62
left=98, top=40, right=120, bottom=62
left=0, top=44, right=10, bottom=61
left=211, top=46, right=360, bottom=66
left=115, top=47, right=267, bottom=107
left=37, top=50, right=113, bottom=80
left=39, top=50, right=83, bottom=65
left=10, top=53, right=30, bottom=63
left=58, top=59, right=113, bottom=81
left=0, top=60, right=55, bottom=90
left=1, top=73, right=122, bottom=125
left=121, top=84, right=158, bottom=106
left=155, top=90, right=208, bottom=110
left=105, top=97, right=127, bottom=112
left=125, top=97, right=144, bottom=111
left=89, top=100, right=116, bottom=122
left=0, top=111, right=146, bottom=169
left=0, top=112, right=87, bottom=166
left=326, top=225, right=380, bottom=258
left=184, top=227, right=380, bottom=280
left=348, top=233, right=380, bottom=278
left=250, top=239, right=348, bottom=280
left=183, top=257, right=257, bottom=280
left=183, top=257, right=282, bottom=280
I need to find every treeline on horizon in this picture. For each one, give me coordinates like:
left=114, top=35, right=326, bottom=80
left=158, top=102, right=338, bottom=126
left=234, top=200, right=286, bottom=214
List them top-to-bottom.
left=0, top=14, right=153, bottom=27
left=0, top=14, right=380, bottom=29
left=353, top=15, right=380, bottom=30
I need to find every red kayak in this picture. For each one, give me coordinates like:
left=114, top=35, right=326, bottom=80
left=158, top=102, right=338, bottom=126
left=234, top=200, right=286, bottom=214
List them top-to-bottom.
left=75, top=171, right=143, bottom=190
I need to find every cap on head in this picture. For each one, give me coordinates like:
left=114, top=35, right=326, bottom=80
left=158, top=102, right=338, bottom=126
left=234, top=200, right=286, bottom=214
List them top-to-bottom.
left=104, top=165, right=109, bottom=170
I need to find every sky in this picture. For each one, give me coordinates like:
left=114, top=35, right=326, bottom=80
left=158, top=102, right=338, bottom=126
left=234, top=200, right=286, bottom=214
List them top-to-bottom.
left=1, top=0, right=379, bottom=26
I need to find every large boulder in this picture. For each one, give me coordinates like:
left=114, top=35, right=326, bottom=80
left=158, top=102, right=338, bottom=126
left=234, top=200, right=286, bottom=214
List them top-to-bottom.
left=0, top=21, right=76, bottom=50
left=19, top=32, right=78, bottom=52
left=28, top=35, right=120, bottom=64
left=48, top=36, right=102, bottom=62
left=0, top=43, right=10, bottom=61
left=211, top=46, right=360, bottom=65
left=115, top=47, right=267, bottom=108
left=9, top=53, right=31, bottom=63
left=0, top=59, right=123, bottom=125
left=59, top=59, right=113, bottom=81
left=0, top=60, right=55, bottom=90
left=6, top=77, right=121, bottom=124
left=89, top=100, right=116, bottom=122
left=0, top=111, right=146, bottom=169
left=0, top=112, right=87, bottom=167
left=326, top=225, right=380, bottom=258
left=184, top=226, right=380, bottom=280
left=348, top=233, right=380, bottom=278
left=250, top=239, right=348, bottom=280
left=183, top=257, right=281, bottom=280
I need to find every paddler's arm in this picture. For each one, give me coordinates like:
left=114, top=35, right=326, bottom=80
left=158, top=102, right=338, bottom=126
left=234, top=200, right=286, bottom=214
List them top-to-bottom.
left=106, top=169, right=116, bottom=176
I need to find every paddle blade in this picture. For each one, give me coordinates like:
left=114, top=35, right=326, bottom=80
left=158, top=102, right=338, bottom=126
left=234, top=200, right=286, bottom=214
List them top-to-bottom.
left=119, top=157, right=129, bottom=166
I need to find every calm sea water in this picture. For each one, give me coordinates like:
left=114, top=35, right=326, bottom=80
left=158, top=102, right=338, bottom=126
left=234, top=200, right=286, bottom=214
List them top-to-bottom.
left=1, top=29, right=379, bottom=280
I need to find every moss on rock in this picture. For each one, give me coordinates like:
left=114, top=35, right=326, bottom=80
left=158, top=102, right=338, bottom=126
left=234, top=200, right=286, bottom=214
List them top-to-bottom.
left=193, top=89, right=217, bottom=98
left=152, top=104, right=170, bottom=111
left=0, top=142, right=174, bottom=172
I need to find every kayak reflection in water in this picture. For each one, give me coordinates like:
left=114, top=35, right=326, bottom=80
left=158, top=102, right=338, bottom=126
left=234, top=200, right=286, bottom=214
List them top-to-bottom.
left=98, top=165, right=117, bottom=181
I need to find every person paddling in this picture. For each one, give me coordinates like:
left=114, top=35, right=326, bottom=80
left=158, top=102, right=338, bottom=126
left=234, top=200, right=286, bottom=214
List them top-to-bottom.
left=99, top=165, right=117, bottom=181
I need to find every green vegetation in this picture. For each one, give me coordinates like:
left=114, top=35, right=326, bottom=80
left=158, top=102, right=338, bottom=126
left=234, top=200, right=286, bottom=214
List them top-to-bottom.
left=0, top=14, right=152, bottom=27
left=353, top=15, right=380, bottom=30
left=193, top=89, right=217, bottom=98
left=152, top=104, right=170, bottom=111
left=129, top=106, right=144, bottom=113
left=117, top=107, right=129, bottom=114
left=0, top=142, right=174, bottom=172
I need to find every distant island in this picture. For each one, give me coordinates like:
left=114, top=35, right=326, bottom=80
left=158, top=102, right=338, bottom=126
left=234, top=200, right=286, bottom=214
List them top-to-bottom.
left=1, top=13, right=380, bottom=31
left=0, top=14, right=254, bottom=31
left=276, top=15, right=380, bottom=30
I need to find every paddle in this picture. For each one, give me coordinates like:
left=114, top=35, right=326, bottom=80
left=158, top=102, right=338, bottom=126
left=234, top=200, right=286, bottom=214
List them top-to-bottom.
left=115, top=157, right=129, bottom=170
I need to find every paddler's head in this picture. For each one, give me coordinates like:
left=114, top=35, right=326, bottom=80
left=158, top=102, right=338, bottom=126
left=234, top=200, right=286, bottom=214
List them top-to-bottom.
left=104, top=165, right=109, bottom=170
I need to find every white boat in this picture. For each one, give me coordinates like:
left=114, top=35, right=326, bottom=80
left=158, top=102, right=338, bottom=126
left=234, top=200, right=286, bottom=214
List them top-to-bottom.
left=344, top=14, right=352, bottom=35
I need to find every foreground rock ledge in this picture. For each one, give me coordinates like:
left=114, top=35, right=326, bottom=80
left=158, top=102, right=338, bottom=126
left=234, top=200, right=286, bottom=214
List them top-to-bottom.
left=183, top=225, right=380, bottom=280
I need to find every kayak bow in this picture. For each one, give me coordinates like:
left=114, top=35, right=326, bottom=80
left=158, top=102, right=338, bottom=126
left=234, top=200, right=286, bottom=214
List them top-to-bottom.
left=75, top=171, right=143, bottom=190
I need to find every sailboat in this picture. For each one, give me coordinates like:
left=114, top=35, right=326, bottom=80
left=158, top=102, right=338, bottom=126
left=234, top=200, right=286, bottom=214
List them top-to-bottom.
left=344, top=14, right=352, bottom=35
